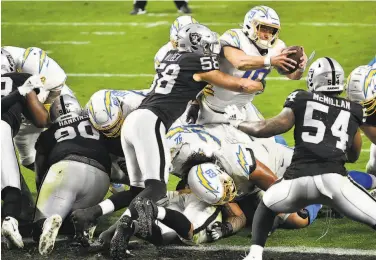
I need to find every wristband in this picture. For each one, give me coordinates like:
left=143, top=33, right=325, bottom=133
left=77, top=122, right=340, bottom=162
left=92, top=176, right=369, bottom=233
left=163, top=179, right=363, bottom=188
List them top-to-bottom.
left=264, top=56, right=271, bottom=68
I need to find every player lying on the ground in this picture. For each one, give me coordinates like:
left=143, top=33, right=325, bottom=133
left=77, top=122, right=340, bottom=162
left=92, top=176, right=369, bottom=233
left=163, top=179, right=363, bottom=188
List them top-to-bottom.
left=2, top=46, right=75, bottom=171
left=1, top=51, right=49, bottom=249
left=224, top=57, right=376, bottom=260
left=32, top=95, right=112, bottom=256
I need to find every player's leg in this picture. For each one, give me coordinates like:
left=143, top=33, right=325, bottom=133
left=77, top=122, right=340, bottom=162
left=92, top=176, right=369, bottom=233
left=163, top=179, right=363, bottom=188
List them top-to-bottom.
left=130, top=0, right=147, bottom=15
left=174, top=1, right=191, bottom=14
left=1, top=120, right=24, bottom=249
left=13, top=123, right=42, bottom=170
left=366, top=143, right=376, bottom=176
left=321, top=173, right=376, bottom=229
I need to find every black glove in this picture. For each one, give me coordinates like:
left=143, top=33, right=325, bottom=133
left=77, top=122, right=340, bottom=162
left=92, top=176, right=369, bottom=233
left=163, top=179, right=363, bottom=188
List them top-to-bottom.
left=186, top=101, right=200, bottom=124
left=206, top=221, right=233, bottom=241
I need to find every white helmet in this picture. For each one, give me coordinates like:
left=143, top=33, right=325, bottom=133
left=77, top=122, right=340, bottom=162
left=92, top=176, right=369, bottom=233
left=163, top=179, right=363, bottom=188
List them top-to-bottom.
left=242, top=6, right=281, bottom=49
left=170, top=16, right=199, bottom=45
left=177, top=24, right=221, bottom=56
left=19, top=47, right=67, bottom=91
left=1, top=48, right=16, bottom=74
left=306, top=57, right=345, bottom=93
left=346, top=65, right=376, bottom=103
left=86, top=90, right=124, bottom=138
left=49, top=94, right=82, bottom=123
left=188, top=163, right=237, bottom=205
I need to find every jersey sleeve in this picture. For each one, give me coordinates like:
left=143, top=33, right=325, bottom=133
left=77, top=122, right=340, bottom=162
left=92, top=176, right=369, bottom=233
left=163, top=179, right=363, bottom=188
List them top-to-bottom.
left=220, top=30, right=241, bottom=49
left=154, top=42, right=174, bottom=70
left=181, top=53, right=219, bottom=73
left=283, top=89, right=306, bottom=111
left=34, top=127, right=54, bottom=155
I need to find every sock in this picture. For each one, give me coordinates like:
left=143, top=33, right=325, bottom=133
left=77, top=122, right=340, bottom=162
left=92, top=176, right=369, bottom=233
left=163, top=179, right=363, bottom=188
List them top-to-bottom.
left=134, top=1, right=147, bottom=10
left=348, top=170, right=376, bottom=189
left=136, top=179, right=167, bottom=203
left=108, top=186, right=143, bottom=212
left=2, top=187, right=22, bottom=219
left=99, top=200, right=115, bottom=216
left=251, top=201, right=277, bottom=247
left=304, top=204, right=322, bottom=225
left=157, top=206, right=166, bottom=220
left=159, top=208, right=192, bottom=240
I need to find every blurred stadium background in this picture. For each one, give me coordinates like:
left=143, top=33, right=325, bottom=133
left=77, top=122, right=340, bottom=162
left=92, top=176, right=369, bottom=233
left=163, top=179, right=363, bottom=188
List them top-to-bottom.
left=1, top=0, right=376, bottom=258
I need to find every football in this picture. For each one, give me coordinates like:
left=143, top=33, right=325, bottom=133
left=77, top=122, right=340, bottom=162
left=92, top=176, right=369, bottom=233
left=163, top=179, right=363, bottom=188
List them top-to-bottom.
left=277, top=45, right=304, bottom=75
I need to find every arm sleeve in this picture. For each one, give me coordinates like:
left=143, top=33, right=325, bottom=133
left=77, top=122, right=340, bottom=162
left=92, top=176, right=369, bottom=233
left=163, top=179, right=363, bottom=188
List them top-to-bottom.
left=283, top=89, right=306, bottom=111
left=1, top=90, right=22, bottom=111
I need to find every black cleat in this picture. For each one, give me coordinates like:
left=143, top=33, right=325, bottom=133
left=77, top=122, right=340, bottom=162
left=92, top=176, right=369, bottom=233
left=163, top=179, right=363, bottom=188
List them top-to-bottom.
left=130, top=7, right=146, bottom=15
left=133, top=197, right=158, bottom=238
left=110, top=215, right=134, bottom=260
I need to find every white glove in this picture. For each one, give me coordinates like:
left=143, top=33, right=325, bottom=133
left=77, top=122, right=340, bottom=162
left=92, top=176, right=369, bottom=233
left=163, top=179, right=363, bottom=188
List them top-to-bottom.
left=18, top=75, right=44, bottom=96
left=224, top=105, right=246, bottom=128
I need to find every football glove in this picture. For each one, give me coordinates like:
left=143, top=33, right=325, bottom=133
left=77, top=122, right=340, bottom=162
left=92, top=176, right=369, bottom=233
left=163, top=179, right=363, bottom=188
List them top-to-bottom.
left=18, top=75, right=44, bottom=96
left=186, top=100, right=200, bottom=124
left=224, top=105, right=246, bottom=128
left=206, top=221, right=233, bottom=241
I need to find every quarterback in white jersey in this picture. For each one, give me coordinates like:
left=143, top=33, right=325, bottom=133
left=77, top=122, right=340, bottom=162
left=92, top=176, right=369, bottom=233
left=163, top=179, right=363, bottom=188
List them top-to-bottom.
left=196, top=6, right=308, bottom=125
left=154, top=15, right=199, bottom=70
left=3, top=46, right=74, bottom=169
left=346, top=65, right=376, bottom=175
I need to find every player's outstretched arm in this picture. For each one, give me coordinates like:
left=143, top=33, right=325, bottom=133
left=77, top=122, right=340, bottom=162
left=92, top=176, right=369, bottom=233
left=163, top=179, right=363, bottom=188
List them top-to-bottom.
left=194, top=70, right=263, bottom=94
left=26, top=91, right=50, bottom=128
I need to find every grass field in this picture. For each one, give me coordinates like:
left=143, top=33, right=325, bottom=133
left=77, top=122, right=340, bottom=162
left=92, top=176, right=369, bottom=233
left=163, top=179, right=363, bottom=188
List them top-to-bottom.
left=2, top=0, right=376, bottom=255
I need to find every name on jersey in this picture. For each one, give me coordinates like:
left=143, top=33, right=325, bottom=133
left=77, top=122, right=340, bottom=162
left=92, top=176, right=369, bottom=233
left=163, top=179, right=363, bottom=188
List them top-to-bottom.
left=164, top=52, right=182, bottom=62
left=313, top=93, right=350, bottom=110
left=58, top=115, right=88, bottom=127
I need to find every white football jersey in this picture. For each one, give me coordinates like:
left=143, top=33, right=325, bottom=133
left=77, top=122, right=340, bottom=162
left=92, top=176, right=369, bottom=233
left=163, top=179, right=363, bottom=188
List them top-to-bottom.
left=203, top=29, right=286, bottom=112
left=154, top=42, right=174, bottom=70
left=167, top=123, right=292, bottom=196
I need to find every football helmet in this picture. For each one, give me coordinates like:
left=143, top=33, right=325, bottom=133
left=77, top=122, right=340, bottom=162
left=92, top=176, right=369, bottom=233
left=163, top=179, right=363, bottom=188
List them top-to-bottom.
left=242, top=6, right=281, bottom=49
left=170, top=16, right=199, bottom=47
left=177, top=24, right=221, bottom=56
left=19, top=47, right=66, bottom=91
left=1, top=48, right=16, bottom=74
left=306, top=57, right=345, bottom=93
left=346, top=65, right=376, bottom=103
left=86, top=90, right=124, bottom=138
left=49, top=94, right=82, bottom=123
left=187, top=163, right=237, bottom=205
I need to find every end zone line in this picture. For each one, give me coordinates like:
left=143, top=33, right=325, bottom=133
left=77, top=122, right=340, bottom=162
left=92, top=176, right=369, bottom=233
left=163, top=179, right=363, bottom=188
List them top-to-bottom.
left=164, top=245, right=376, bottom=256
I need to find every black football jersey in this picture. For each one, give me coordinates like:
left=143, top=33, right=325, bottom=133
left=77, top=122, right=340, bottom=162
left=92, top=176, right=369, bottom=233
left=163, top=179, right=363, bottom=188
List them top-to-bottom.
left=139, top=50, right=219, bottom=129
left=1, top=72, right=34, bottom=136
left=283, top=90, right=365, bottom=179
left=35, top=115, right=112, bottom=172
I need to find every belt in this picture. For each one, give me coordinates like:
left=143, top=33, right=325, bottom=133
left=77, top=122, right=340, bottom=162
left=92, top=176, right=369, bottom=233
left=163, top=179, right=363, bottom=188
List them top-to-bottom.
left=62, top=154, right=107, bottom=173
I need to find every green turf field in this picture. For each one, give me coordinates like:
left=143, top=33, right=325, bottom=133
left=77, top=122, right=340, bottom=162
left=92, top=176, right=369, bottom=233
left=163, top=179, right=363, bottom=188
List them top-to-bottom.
left=2, top=0, right=376, bottom=251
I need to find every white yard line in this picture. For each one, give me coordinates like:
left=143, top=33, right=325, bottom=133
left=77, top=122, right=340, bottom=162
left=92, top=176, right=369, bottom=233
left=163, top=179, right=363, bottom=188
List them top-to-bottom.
left=3, top=21, right=376, bottom=27
left=80, top=31, right=126, bottom=35
left=41, top=41, right=90, bottom=45
left=165, top=245, right=376, bottom=256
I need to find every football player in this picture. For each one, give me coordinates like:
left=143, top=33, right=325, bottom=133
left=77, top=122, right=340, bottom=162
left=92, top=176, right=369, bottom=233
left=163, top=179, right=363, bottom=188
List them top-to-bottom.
left=184, top=6, right=308, bottom=127
left=154, top=15, right=199, bottom=70
left=111, top=23, right=263, bottom=258
left=2, top=46, right=75, bottom=170
left=1, top=50, right=49, bottom=249
left=225, top=58, right=376, bottom=260
left=346, top=65, right=376, bottom=176
left=33, top=95, right=112, bottom=255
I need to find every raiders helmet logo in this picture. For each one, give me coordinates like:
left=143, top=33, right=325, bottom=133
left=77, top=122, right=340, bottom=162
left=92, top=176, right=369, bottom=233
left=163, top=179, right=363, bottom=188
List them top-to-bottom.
left=189, top=32, right=201, bottom=45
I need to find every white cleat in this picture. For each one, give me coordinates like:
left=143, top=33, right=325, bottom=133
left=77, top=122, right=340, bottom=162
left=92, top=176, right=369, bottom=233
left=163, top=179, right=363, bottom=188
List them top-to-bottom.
left=38, top=214, right=62, bottom=255
left=1, top=216, right=24, bottom=249
left=243, top=254, right=262, bottom=260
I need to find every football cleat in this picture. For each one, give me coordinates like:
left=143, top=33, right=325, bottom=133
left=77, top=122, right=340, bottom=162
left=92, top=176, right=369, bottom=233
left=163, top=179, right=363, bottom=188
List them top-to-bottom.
left=178, top=5, right=192, bottom=14
left=130, top=7, right=146, bottom=15
left=132, top=197, right=158, bottom=238
left=71, top=207, right=99, bottom=247
left=38, top=214, right=62, bottom=255
left=110, top=215, right=134, bottom=260
left=2, top=216, right=24, bottom=249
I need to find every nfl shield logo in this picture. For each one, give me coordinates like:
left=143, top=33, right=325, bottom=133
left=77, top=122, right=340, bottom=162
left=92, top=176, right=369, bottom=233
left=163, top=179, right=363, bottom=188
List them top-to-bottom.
left=189, top=32, right=201, bottom=45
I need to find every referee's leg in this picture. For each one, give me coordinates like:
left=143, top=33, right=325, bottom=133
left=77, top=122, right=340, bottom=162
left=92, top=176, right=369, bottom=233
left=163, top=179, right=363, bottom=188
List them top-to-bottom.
left=130, top=0, right=147, bottom=15
left=174, top=1, right=191, bottom=14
